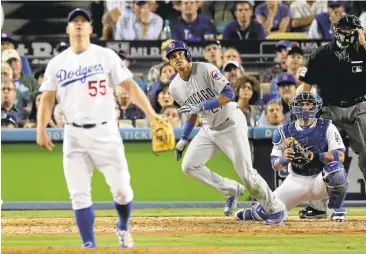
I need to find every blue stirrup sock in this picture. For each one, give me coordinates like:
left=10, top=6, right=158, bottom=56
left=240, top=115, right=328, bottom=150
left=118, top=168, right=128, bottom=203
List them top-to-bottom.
left=114, top=201, right=133, bottom=231
left=74, top=206, right=96, bottom=248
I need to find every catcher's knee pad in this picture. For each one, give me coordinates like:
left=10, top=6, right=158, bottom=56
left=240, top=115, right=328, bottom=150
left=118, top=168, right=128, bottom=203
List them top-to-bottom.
left=323, top=162, right=349, bottom=209
left=71, top=193, right=92, bottom=210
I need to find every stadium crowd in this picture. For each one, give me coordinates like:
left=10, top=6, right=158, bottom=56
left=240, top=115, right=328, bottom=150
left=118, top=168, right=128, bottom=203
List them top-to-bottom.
left=1, top=0, right=366, bottom=129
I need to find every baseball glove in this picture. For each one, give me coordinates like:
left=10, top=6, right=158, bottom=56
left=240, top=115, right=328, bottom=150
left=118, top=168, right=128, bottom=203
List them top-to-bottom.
left=150, top=117, right=175, bottom=153
left=285, top=137, right=312, bottom=165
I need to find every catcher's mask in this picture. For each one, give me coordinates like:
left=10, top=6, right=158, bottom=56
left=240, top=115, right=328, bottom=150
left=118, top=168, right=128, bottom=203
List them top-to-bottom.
left=333, top=14, right=362, bottom=48
left=291, top=91, right=322, bottom=122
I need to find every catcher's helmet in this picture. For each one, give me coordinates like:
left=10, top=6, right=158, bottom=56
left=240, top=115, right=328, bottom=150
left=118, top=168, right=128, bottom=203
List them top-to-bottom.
left=334, top=14, right=363, bottom=47
left=165, top=40, right=192, bottom=62
left=291, top=91, right=322, bottom=121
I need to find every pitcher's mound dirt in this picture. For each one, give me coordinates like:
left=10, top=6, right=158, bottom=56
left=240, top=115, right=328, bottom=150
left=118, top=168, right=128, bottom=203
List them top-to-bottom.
left=2, top=247, right=252, bottom=254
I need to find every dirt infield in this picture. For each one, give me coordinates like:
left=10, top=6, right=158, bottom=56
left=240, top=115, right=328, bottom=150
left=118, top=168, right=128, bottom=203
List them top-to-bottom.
left=2, top=216, right=366, bottom=253
left=2, top=216, right=366, bottom=236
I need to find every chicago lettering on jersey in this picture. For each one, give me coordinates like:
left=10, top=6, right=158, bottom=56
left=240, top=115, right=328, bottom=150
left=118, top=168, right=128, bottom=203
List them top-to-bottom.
left=57, top=64, right=105, bottom=87
left=184, top=88, right=216, bottom=105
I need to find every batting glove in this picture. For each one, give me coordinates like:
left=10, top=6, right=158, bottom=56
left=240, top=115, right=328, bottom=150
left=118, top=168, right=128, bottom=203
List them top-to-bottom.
left=178, top=103, right=203, bottom=115
left=175, top=139, right=188, bottom=161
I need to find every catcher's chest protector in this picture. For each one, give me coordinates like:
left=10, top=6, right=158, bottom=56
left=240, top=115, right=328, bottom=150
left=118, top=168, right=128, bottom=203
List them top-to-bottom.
left=281, top=119, right=330, bottom=176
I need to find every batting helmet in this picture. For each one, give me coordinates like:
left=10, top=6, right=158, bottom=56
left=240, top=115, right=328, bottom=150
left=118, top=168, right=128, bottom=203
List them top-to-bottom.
left=334, top=14, right=363, bottom=47
left=165, top=40, right=192, bottom=62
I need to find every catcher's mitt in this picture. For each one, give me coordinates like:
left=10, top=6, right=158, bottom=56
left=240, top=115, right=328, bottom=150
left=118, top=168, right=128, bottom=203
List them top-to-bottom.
left=150, top=117, right=175, bottom=152
left=285, top=137, right=312, bottom=165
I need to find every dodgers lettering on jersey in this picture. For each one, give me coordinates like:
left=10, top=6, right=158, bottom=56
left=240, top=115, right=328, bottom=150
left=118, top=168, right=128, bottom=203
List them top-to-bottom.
left=40, top=44, right=132, bottom=124
left=169, top=62, right=238, bottom=127
left=271, top=119, right=345, bottom=176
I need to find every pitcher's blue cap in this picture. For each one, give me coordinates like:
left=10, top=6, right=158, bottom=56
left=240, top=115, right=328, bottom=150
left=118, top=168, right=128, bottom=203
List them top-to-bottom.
left=68, top=8, right=91, bottom=22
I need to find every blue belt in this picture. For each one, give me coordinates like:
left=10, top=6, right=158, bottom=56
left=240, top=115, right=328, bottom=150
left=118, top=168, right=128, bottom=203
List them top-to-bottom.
left=68, top=122, right=107, bottom=129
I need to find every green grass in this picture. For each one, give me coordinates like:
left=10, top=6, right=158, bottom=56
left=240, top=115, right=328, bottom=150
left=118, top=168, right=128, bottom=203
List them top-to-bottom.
left=2, top=143, right=249, bottom=201
left=2, top=207, right=366, bottom=218
left=2, top=208, right=365, bottom=253
left=2, top=234, right=365, bottom=254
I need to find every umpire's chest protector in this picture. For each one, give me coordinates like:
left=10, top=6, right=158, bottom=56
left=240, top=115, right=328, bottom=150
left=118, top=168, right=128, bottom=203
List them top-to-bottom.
left=281, top=119, right=331, bottom=176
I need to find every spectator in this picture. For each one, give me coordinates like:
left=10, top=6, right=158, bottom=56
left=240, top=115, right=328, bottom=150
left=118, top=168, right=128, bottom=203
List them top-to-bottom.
left=101, top=0, right=129, bottom=40
left=115, top=0, right=163, bottom=40
left=155, top=0, right=182, bottom=22
left=171, top=0, right=217, bottom=42
left=255, top=0, right=292, bottom=34
left=290, top=0, right=327, bottom=32
left=200, top=1, right=236, bottom=34
left=223, top=1, right=266, bottom=40
left=308, top=1, right=344, bottom=39
left=360, top=11, right=366, bottom=32
left=1, top=33, right=32, bottom=77
left=147, top=39, right=174, bottom=86
left=203, top=40, right=223, bottom=69
left=262, top=40, right=292, bottom=83
left=55, top=42, right=69, bottom=55
left=270, top=46, right=305, bottom=94
left=223, top=47, right=242, bottom=66
left=2, top=49, right=38, bottom=101
left=116, top=50, right=148, bottom=93
left=223, top=60, right=245, bottom=86
left=2, top=62, right=25, bottom=107
left=149, top=63, right=176, bottom=105
left=34, top=69, right=45, bottom=87
left=234, top=75, right=262, bottom=127
left=1, top=79, right=28, bottom=121
left=154, top=84, right=174, bottom=113
left=115, top=85, right=145, bottom=123
left=28, top=92, right=57, bottom=127
left=263, top=100, right=285, bottom=126
left=161, top=105, right=182, bottom=128
left=1, top=112, right=18, bottom=128
left=23, top=120, right=37, bottom=128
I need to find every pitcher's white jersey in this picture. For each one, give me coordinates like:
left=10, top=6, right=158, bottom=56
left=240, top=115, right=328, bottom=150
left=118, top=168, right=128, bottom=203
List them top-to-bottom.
left=40, top=44, right=132, bottom=124
left=169, top=62, right=238, bottom=127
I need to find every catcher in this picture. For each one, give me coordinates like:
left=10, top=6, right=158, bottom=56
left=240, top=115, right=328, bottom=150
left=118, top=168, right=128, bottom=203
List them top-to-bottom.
left=235, top=91, right=349, bottom=222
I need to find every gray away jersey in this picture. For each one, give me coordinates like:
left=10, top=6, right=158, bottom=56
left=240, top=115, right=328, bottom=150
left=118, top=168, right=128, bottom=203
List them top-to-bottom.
left=169, top=62, right=238, bottom=127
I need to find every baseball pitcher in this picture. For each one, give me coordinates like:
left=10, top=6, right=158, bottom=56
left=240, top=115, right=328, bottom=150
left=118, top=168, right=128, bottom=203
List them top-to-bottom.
left=36, top=8, right=166, bottom=249
left=166, top=40, right=287, bottom=224
left=235, top=91, right=349, bottom=222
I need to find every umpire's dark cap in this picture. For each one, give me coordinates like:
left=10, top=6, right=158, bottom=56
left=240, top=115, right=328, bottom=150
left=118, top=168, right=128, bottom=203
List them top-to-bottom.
left=328, top=1, right=344, bottom=8
left=68, top=8, right=92, bottom=22
left=1, top=33, right=16, bottom=45
left=203, top=40, right=221, bottom=48
left=288, top=46, right=304, bottom=56
left=277, top=73, right=296, bottom=86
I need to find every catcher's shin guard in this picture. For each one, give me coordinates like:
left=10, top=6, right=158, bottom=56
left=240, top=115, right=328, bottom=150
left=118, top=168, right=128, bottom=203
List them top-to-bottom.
left=322, top=162, right=349, bottom=209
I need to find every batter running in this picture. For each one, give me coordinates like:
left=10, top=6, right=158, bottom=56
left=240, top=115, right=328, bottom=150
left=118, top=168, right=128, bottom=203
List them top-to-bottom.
left=167, top=40, right=287, bottom=224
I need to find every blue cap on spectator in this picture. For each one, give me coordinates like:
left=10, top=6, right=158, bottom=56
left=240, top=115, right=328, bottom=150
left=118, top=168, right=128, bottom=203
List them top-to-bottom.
left=328, top=1, right=344, bottom=8
left=68, top=8, right=91, bottom=22
left=1, top=33, right=16, bottom=45
left=275, top=40, right=292, bottom=50
left=56, top=42, right=69, bottom=53
left=288, top=46, right=304, bottom=56
left=277, top=73, right=296, bottom=86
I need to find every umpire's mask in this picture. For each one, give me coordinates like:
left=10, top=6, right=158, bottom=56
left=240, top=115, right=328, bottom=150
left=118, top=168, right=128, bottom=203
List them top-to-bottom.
left=333, top=14, right=362, bottom=48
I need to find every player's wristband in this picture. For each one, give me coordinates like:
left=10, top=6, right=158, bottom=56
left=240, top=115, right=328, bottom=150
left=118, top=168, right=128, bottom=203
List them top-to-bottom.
left=202, top=98, right=220, bottom=110
left=181, top=121, right=195, bottom=140
left=279, top=157, right=288, bottom=166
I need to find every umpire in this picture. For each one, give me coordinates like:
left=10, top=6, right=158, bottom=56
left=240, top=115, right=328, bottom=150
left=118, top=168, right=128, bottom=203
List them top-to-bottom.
left=299, top=14, right=366, bottom=180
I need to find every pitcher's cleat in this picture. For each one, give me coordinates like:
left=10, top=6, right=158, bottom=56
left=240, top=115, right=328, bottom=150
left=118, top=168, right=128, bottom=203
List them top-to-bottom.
left=224, top=184, right=244, bottom=216
left=299, top=206, right=327, bottom=219
left=331, top=208, right=346, bottom=222
left=117, top=230, right=134, bottom=248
